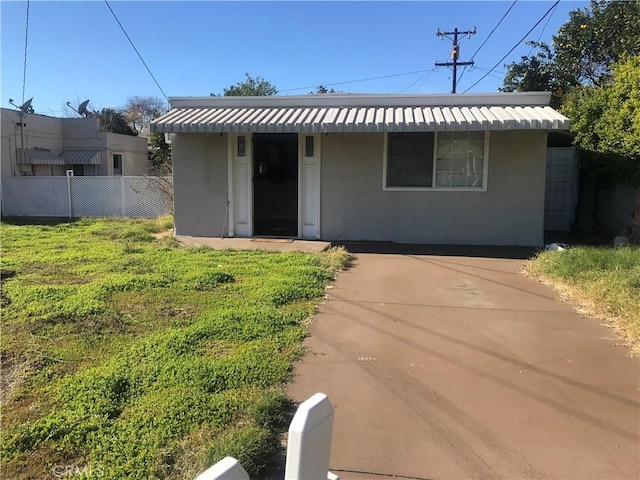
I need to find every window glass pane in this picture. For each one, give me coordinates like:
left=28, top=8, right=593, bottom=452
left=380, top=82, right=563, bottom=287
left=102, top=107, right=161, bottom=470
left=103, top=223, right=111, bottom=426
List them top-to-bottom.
left=435, top=131, right=485, bottom=188
left=387, top=133, right=434, bottom=187
left=237, top=136, right=246, bottom=157
left=305, top=136, right=314, bottom=157
left=435, top=157, right=451, bottom=171
left=451, top=157, right=467, bottom=172
left=435, top=172, right=451, bottom=187
left=451, top=173, right=467, bottom=187
left=468, top=173, right=483, bottom=187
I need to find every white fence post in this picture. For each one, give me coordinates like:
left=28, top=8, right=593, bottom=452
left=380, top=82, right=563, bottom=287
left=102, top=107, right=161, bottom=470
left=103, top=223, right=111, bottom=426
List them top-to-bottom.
left=66, top=171, right=73, bottom=218
left=121, top=176, right=126, bottom=216
left=193, top=393, right=338, bottom=480
left=285, top=393, right=337, bottom=480
left=195, top=457, right=249, bottom=480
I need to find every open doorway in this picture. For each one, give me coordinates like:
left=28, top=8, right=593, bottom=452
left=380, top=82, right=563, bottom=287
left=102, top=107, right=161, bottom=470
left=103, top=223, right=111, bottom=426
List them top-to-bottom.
left=253, top=133, right=298, bottom=236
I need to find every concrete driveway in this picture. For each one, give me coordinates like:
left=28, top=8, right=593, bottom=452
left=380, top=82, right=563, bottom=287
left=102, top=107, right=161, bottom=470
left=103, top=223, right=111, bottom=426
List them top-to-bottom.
left=287, top=246, right=640, bottom=479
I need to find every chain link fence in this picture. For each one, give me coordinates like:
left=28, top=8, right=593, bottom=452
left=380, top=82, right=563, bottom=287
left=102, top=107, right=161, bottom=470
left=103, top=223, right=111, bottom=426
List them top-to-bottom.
left=1, top=176, right=172, bottom=218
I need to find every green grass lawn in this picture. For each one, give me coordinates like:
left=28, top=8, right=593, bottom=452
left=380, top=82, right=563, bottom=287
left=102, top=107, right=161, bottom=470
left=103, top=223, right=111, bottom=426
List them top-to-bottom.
left=0, top=217, right=348, bottom=479
left=528, top=246, right=640, bottom=355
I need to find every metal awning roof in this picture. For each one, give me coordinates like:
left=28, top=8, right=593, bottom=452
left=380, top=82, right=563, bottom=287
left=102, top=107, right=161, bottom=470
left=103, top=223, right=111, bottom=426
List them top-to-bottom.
left=150, top=93, right=570, bottom=134
left=18, top=149, right=65, bottom=165
left=60, top=150, right=101, bottom=165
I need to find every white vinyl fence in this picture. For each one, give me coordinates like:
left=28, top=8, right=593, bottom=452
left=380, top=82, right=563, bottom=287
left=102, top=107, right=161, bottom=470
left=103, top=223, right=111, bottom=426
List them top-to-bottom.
left=1, top=176, right=172, bottom=218
left=197, top=393, right=338, bottom=480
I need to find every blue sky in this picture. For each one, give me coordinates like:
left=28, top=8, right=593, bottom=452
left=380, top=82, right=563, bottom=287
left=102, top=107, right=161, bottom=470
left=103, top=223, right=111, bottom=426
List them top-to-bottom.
left=1, top=1, right=587, bottom=116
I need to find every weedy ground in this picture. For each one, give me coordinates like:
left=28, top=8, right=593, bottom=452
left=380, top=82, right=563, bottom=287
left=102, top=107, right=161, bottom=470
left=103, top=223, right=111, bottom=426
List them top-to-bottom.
left=0, top=217, right=350, bottom=479
left=527, top=246, right=640, bottom=356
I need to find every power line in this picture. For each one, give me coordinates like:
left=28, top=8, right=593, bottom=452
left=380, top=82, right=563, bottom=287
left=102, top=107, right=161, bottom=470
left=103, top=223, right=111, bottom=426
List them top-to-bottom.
left=22, top=0, right=30, bottom=104
left=103, top=0, right=168, bottom=101
left=458, top=0, right=517, bottom=84
left=462, top=0, right=560, bottom=93
left=528, top=1, right=558, bottom=56
left=472, top=66, right=505, bottom=81
left=279, top=69, right=433, bottom=93
left=398, top=69, right=436, bottom=93
left=414, top=70, right=436, bottom=92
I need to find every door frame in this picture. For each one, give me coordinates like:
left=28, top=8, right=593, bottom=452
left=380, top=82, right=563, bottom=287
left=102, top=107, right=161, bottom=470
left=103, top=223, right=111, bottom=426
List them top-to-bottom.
left=228, top=132, right=320, bottom=239
left=228, top=133, right=253, bottom=237
left=298, top=133, right=322, bottom=239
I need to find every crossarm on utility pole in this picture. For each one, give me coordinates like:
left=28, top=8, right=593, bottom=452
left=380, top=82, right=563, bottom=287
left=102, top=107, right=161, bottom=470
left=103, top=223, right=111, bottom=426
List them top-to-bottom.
left=435, top=27, right=476, bottom=93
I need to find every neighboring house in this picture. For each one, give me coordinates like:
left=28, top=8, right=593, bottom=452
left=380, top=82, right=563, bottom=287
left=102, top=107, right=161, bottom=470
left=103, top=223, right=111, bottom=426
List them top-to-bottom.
left=151, top=92, right=570, bottom=246
left=1, top=108, right=149, bottom=177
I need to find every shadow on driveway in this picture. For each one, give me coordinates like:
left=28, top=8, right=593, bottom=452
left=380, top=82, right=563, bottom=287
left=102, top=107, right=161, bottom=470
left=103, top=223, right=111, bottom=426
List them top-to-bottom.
left=331, top=241, right=538, bottom=259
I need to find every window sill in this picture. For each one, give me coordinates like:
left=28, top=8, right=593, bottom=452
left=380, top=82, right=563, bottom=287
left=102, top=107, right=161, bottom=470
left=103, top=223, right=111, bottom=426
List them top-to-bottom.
left=383, top=186, right=487, bottom=192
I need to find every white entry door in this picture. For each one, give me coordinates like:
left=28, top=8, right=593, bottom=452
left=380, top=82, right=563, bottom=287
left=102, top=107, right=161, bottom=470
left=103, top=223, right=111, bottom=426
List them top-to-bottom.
left=299, top=133, right=321, bottom=239
left=229, top=134, right=252, bottom=237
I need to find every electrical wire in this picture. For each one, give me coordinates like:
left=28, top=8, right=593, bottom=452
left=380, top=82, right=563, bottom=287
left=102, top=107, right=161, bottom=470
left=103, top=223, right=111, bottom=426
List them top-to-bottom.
left=22, top=0, right=30, bottom=104
left=103, top=0, right=168, bottom=101
left=458, top=0, right=517, bottom=84
left=462, top=0, right=560, bottom=93
left=528, top=1, right=558, bottom=56
left=472, top=66, right=505, bottom=81
left=279, top=69, right=434, bottom=93
left=398, top=69, right=435, bottom=93
left=414, top=69, right=436, bottom=92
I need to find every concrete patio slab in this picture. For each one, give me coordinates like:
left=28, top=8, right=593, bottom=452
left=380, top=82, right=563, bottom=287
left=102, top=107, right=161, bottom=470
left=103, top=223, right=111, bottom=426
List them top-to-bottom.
left=176, top=235, right=330, bottom=253
left=287, top=251, right=640, bottom=480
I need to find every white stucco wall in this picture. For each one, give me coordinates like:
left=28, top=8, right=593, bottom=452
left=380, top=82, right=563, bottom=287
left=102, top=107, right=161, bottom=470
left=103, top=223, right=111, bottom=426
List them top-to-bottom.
left=1, top=108, right=149, bottom=177
left=1, top=109, right=65, bottom=177
left=171, top=130, right=547, bottom=246
left=320, top=131, right=547, bottom=246
left=106, top=133, right=149, bottom=176
left=172, top=133, right=228, bottom=237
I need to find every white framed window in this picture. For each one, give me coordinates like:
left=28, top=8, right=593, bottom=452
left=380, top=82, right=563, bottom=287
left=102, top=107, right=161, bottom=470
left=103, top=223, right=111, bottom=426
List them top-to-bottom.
left=383, top=131, right=489, bottom=191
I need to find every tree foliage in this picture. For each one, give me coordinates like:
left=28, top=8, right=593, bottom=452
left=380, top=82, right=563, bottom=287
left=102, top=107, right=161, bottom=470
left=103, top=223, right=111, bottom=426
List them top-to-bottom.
left=501, top=0, right=640, bottom=186
left=502, top=0, right=640, bottom=100
left=553, top=0, right=640, bottom=87
left=501, top=42, right=569, bottom=108
left=562, top=56, right=640, bottom=186
left=216, top=73, right=278, bottom=97
left=313, top=85, right=336, bottom=94
left=120, top=95, right=172, bottom=173
left=124, top=95, right=167, bottom=134
left=98, top=108, right=137, bottom=136
left=148, top=131, right=172, bottom=174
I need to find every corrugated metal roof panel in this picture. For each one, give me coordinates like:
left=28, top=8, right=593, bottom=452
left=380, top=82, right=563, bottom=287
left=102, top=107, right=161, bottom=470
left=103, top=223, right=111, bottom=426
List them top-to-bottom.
left=151, top=105, right=570, bottom=134
left=18, top=149, right=65, bottom=165
left=59, top=150, right=101, bottom=165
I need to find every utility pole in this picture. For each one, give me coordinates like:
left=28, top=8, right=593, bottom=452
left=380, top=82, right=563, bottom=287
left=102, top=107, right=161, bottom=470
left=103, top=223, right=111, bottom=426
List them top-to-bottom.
left=435, top=27, right=476, bottom=93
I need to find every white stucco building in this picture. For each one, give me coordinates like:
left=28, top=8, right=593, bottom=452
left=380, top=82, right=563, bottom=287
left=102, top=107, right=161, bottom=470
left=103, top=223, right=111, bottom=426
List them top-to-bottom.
left=151, top=92, right=570, bottom=246
left=1, top=108, right=149, bottom=178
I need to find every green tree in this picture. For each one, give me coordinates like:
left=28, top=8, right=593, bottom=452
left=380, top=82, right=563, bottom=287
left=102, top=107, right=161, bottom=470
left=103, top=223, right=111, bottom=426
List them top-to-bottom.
left=501, top=0, right=640, bottom=189
left=553, top=0, right=640, bottom=87
left=502, top=1, right=640, bottom=99
left=501, top=42, right=568, bottom=108
left=562, top=56, right=640, bottom=186
left=215, top=73, right=278, bottom=97
left=313, top=85, right=336, bottom=94
left=98, top=108, right=138, bottom=136
left=148, top=131, right=172, bottom=174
